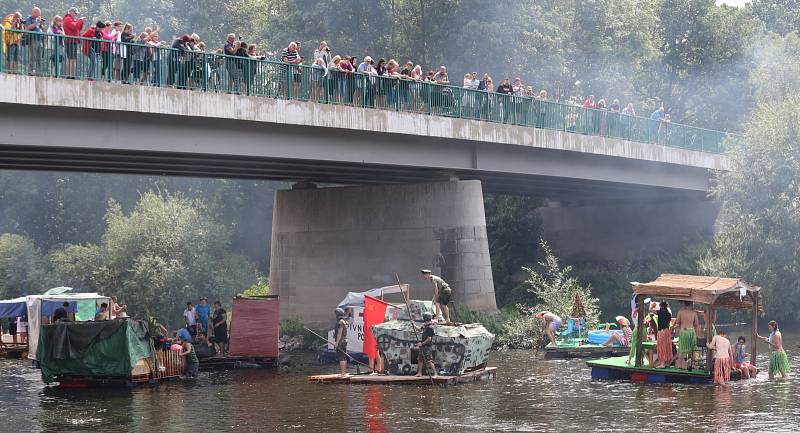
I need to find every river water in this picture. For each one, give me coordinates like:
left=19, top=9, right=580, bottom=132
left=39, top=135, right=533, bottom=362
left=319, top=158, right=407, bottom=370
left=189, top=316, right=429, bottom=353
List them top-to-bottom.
left=0, top=331, right=798, bottom=433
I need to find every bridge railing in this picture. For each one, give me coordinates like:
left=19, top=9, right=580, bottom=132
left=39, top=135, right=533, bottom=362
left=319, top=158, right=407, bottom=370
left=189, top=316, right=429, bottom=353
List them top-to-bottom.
left=0, top=29, right=731, bottom=153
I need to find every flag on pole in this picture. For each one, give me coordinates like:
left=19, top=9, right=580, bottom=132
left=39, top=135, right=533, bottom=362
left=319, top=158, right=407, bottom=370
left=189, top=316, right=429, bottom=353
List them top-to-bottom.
left=363, top=295, right=390, bottom=363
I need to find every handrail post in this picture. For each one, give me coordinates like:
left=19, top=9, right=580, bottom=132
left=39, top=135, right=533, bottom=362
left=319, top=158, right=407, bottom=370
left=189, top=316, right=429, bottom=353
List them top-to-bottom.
left=54, top=35, right=60, bottom=78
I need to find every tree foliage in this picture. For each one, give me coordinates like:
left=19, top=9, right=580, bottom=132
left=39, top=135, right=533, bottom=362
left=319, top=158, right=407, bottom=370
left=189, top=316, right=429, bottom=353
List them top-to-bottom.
left=700, top=96, right=800, bottom=321
left=0, top=234, right=48, bottom=299
left=498, top=240, right=600, bottom=349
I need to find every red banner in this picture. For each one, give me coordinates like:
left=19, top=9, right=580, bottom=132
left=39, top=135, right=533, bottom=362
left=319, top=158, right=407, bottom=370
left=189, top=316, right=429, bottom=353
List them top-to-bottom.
left=363, top=295, right=389, bottom=361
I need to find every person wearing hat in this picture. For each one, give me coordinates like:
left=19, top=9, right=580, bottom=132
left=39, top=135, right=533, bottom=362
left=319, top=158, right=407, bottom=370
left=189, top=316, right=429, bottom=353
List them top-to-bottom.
left=421, top=270, right=452, bottom=323
left=195, top=297, right=211, bottom=334
left=334, top=307, right=349, bottom=377
left=413, top=311, right=438, bottom=377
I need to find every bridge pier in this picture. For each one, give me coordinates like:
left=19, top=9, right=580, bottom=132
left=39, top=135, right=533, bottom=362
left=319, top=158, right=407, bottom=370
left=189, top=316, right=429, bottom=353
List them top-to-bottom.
left=269, top=180, right=497, bottom=325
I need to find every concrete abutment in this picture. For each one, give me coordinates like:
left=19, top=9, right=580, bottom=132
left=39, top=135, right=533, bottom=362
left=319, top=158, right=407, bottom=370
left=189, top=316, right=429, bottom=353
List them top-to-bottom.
left=269, top=180, right=497, bottom=325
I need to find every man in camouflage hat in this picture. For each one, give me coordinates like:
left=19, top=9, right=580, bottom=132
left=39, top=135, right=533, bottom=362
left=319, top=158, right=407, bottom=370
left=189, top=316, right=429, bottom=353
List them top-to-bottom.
left=421, top=269, right=452, bottom=323
left=415, top=311, right=438, bottom=377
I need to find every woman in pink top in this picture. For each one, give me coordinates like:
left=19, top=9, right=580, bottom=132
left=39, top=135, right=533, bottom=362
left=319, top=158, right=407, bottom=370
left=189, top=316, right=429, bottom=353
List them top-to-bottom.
left=707, top=329, right=734, bottom=384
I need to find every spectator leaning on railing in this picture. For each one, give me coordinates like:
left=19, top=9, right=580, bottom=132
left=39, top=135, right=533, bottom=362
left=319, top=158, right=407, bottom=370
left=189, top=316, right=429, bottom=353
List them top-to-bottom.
left=0, top=6, right=677, bottom=145
left=62, top=7, right=84, bottom=78
left=3, top=11, right=23, bottom=72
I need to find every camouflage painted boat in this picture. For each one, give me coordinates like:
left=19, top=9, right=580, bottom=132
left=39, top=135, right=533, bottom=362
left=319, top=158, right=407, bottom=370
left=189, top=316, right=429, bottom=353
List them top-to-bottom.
left=371, top=300, right=494, bottom=376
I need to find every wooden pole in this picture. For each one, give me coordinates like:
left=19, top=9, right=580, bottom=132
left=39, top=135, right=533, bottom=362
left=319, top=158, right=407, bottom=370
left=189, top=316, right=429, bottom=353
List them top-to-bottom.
left=396, top=273, right=435, bottom=385
left=751, top=292, right=758, bottom=366
left=635, top=294, right=645, bottom=368
left=705, top=305, right=714, bottom=374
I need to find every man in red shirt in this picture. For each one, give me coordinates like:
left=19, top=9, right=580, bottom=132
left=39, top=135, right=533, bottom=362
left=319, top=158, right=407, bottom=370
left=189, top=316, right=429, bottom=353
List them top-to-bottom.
left=63, top=7, right=85, bottom=78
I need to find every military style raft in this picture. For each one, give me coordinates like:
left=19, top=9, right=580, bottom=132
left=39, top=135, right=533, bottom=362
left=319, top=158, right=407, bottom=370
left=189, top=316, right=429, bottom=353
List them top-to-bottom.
left=587, top=274, right=762, bottom=384
left=308, top=300, right=497, bottom=385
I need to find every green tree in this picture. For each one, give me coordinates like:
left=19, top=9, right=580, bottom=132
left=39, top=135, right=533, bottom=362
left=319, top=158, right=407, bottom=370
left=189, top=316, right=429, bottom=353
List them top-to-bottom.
left=750, top=0, right=800, bottom=36
left=699, top=96, right=800, bottom=320
left=484, top=194, right=543, bottom=307
left=0, top=233, right=48, bottom=298
left=497, top=240, right=600, bottom=348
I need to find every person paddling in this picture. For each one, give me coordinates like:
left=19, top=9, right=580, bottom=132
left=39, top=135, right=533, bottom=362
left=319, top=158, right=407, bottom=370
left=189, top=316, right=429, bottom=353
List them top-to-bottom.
left=334, top=307, right=349, bottom=378
left=415, top=311, right=438, bottom=377
left=758, top=320, right=790, bottom=380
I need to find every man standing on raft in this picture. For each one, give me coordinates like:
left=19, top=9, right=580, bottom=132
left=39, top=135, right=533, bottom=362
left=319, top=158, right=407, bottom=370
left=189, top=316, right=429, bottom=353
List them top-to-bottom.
left=421, top=269, right=452, bottom=323
left=673, top=300, right=701, bottom=370
left=334, top=307, right=349, bottom=378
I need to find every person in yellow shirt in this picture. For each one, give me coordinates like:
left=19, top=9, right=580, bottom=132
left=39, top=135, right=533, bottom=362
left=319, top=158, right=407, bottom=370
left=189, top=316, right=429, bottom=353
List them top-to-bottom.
left=3, top=12, right=24, bottom=72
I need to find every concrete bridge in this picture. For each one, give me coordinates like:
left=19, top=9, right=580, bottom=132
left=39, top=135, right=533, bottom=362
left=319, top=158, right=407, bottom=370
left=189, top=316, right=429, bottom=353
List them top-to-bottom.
left=0, top=73, right=729, bottom=323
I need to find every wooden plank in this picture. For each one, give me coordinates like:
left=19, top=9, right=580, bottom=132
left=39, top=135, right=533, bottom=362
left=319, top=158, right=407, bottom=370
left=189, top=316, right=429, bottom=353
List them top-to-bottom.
left=635, top=294, right=644, bottom=368
left=308, top=367, right=497, bottom=385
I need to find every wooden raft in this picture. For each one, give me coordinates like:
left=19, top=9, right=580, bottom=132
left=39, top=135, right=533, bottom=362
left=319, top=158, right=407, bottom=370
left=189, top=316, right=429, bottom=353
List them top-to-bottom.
left=308, top=367, right=497, bottom=385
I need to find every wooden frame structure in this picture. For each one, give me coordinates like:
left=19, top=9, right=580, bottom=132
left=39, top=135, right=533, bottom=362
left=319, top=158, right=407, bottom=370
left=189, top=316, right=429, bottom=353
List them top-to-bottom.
left=632, top=274, right=761, bottom=373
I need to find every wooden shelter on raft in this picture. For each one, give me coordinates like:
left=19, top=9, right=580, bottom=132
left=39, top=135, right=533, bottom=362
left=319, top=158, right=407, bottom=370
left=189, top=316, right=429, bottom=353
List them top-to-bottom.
left=587, top=274, right=762, bottom=384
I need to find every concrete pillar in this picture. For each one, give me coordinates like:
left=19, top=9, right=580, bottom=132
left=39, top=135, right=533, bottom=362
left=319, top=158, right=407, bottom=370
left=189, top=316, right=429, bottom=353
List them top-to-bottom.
left=269, top=180, right=497, bottom=325
left=540, top=198, right=720, bottom=262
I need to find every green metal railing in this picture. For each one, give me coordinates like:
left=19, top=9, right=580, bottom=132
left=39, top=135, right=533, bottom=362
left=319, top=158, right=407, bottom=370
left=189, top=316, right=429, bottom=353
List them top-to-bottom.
left=0, top=28, right=731, bottom=153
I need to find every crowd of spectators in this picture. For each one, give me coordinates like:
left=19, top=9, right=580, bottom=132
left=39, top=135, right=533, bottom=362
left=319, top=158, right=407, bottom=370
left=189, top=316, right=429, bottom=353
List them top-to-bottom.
left=1, top=6, right=676, bottom=143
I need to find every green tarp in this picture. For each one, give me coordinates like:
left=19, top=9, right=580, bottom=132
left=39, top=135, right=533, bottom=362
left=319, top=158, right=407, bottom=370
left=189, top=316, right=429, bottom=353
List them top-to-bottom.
left=75, top=300, right=97, bottom=322
left=38, top=320, right=153, bottom=384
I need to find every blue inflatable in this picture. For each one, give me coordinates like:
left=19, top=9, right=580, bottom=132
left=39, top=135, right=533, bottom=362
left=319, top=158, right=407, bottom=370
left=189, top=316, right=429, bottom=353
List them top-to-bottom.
left=587, top=329, right=623, bottom=345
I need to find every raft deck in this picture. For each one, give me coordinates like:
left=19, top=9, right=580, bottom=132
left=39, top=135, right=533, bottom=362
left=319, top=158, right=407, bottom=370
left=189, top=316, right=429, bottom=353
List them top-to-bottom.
left=545, top=339, right=628, bottom=359
left=199, top=355, right=279, bottom=370
left=587, top=356, right=747, bottom=383
left=308, top=367, right=497, bottom=385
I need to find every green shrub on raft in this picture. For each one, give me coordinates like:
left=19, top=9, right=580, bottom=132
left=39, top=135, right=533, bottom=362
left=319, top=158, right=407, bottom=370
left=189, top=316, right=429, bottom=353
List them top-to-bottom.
left=498, top=240, right=601, bottom=349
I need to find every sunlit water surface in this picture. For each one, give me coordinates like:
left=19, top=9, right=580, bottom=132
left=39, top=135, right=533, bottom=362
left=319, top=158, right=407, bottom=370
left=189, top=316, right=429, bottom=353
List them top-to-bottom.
left=0, top=330, right=797, bottom=433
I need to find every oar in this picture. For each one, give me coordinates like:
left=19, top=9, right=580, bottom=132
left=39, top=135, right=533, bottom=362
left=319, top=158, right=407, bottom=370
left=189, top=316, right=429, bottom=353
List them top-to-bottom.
left=395, top=273, right=436, bottom=385
left=303, top=326, right=377, bottom=374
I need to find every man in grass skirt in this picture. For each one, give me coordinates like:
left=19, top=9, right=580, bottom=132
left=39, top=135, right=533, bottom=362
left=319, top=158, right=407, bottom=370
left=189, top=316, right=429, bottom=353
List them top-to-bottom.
left=673, top=300, right=701, bottom=370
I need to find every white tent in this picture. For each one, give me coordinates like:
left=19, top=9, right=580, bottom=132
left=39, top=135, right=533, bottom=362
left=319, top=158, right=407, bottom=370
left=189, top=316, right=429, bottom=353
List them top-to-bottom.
left=337, top=284, right=409, bottom=308
left=26, top=293, right=110, bottom=360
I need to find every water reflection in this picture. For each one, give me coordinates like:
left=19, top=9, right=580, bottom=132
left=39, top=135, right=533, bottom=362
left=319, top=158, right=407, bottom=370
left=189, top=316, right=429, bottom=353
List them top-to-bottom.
left=0, top=331, right=797, bottom=432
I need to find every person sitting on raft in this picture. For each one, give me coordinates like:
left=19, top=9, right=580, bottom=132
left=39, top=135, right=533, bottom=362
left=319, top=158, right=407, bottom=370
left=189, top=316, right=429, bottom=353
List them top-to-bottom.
left=673, top=300, right=701, bottom=370
left=655, top=301, right=673, bottom=368
left=535, top=311, right=562, bottom=347
left=602, top=316, right=631, bottom=347
left=758, top=320, right=790, bottom=380
left=707, top=328, right=734, bottom=384
left=194, top=333, right=217, bottom=359
left=734, top=336, right=758, bottom=379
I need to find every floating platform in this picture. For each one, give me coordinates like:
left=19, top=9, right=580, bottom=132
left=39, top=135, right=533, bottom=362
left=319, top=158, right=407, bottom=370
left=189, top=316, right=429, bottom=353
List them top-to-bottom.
left=544, top=339, right=628, bottom=360
left=0, top=343, right=27, bottom=359
left=199, top=355, right=279, bottom=370
left=586, top=356, right=748, bottom=384
left=308, top=367, right=497, bottom=385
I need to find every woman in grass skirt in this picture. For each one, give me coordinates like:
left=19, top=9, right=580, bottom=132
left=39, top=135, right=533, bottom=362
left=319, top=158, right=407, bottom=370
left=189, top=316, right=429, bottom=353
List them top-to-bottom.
left=759, top=320, right=790, bottom=380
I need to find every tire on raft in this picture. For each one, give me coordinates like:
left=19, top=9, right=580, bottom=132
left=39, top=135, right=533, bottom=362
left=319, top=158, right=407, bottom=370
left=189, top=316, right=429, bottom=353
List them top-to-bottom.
left=587, top=330, right=623, bottom=345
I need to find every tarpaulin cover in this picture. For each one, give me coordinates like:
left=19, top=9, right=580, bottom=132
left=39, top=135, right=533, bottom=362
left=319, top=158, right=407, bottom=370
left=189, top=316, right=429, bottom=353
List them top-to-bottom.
left=0, top=297, right=27, bottom=318
left=228, top=297, right=279, bottom=358
left=41, top=300, right=77, bottom=316
left=76, top=300, right=97, bottom=322
left=37, top=320, right=152, bottom=384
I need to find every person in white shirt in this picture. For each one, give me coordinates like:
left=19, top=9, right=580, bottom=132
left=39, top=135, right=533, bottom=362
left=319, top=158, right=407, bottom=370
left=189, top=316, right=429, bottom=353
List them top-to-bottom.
left=183, top=302, right=197, bottom=337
